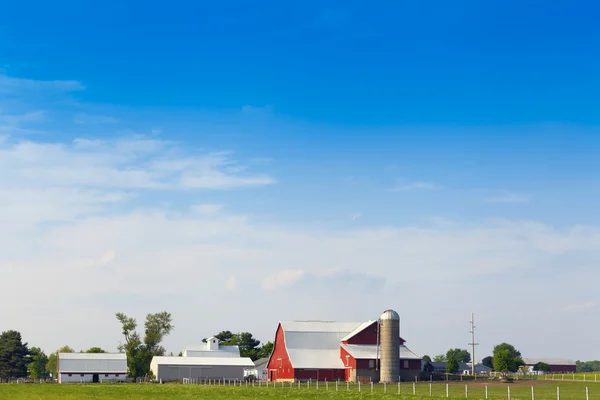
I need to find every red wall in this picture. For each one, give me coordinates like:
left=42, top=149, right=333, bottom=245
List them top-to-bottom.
left=267, top=324, right=295, bottom=381
left=548, top=365, right=577, bottom=373
left=295, top=369, right=346, bottom=381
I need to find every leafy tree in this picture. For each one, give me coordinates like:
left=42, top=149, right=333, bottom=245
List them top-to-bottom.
left=116, top=311, right=174, bottom=378
left=0, top=330, right=30, bottom=378
left=258, top=341, right=274, bottom=359
left=492, top=343, right=523, bottom=372
left=46, top=346, right=74, bottom=378
left=28, top=347, right=48, bottom=379
left=85, top=347, right=106, bottom=353
left=446, top=348, right=471, bottom=363
left=177, top=352, right=183, bottom=357
left=433, top=354, right=447, bottom=362
left=422, top=355, right=432, bottom=363
left=446, top=355, right=459, bottom=374
left=482, top=356, right=494, bottom=369
left=576, top=361, right=600, bottom=372
left=533, top=362, right=551, bottom=372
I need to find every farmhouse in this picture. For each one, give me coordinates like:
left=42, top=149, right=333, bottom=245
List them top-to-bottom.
left=266, top=319, right=421, bottom=382
left=150, top=336, right=254, bottom=382
left=58, top=353, right=127, bottom=383
left=244, top=357, right=269, bottom=381
left=523, top=358, right=577, bottom=373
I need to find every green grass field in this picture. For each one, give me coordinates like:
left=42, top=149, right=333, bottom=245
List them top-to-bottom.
left=0, top=381, right=598, bottom=400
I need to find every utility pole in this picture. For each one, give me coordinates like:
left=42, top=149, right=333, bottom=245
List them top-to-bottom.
left=469, top=313, right=479, bottom=377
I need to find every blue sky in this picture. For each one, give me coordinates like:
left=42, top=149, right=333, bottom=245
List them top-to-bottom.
left=1, top=0, right=600, bottom=361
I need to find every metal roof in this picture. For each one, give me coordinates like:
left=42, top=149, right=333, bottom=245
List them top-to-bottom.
left=380, top=309, right=400, bottom=320
left=281, top=321, right=364, bottom=369
left=341, top=344, right=421, bottom=360
left=182, top=346, right=240, bottom=358
left=287, top=349, right=345, bottom=369
left=58, top=353, right=127, bottom=373
left=151, top=356, right=255, bottom=367
left=253, top=358, right=270, bottom=368
left=523, top=358, right=576, bottom=366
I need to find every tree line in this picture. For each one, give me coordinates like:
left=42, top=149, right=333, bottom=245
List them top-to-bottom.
left=423, top=343, right=546, bottom=374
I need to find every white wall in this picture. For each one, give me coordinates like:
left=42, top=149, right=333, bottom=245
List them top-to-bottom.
left=59, top=373, right=125, bottom=383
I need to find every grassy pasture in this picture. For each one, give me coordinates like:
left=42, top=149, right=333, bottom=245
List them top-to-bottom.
left=0, top=380, right=598, bottom=400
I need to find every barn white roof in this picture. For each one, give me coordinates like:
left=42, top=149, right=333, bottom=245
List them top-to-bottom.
left=280, top=321, right=364, bottom=369
left=341, top=344, right=421, bottom=360
left=58, top=353, right=127, bottom=373
left=151, top=356, right=255, bottom=367
left=523, top=358, right=576, bottom=366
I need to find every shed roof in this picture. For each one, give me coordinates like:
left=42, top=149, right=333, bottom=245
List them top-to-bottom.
left=341, top=344, right=421, bottom=360
left=58, top=353, right=127, bottom=373
left=151, top=356, right=255, bottom=367
left=254, top=358, right=269, bottom=368
left=523, top=358, right=576, bottom=366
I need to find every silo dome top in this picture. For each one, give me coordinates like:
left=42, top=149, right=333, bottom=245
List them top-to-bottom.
left=380, top=309, right=400, bottom=320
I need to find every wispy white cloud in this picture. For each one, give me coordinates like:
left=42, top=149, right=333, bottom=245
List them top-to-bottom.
left=0, top=74, right=84, bottom=94
left=241, top=104, right=273, bottom=115
left=73, top=113, right=119, bottom=124
left=0, top=136, right=276, bottom=191
left=391, top=180, right=438, bottom=192
left=486, top=193, right=531, bottom=204
left=351, top=212, right=362, bottom=221
left=561, top=301, right=597, bottom=313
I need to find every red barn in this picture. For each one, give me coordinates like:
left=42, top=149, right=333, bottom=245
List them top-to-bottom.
left=266, top=320, right=421, bottom=382
left=523, top=358, right=577, bottom=373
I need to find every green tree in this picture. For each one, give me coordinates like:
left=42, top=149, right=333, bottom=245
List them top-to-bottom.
left=116, top=311, right=174, bottom=378
left=0, top=330, right=30, bottom=378
left=258, top=341, right=274, bottom=359
left=492, top=343, right=523, bottom=372
left=46, top=346, right=74, bottom=378
left=28, top=347, right=48, bottom=379
left=85, top=347, right=106, bottom=353
left=446, top=348, right=471, bottom=363
left=433, top=354, right=447, bottom=362
left=422, top=355, right=432, bottom=363
left=446, top=355, right=459, bottom=374
left=482, top=356, right=494, bottom=369
left=576, top=361, right=600, bottom=372
left=533, top=362, right=551, bottom=372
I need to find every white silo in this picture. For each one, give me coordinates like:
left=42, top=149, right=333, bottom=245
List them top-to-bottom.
left=379, top=309, right=400, bottom=383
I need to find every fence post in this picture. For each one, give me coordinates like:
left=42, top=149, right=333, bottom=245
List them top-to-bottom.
left=573, top=374, right=575, bottom=382
left=316, top=380, right=319, bottom=390
left=326, top=380, right=328, bottom=391
left=336, top=380, right=338, bottom=391
left=347, top=381, right=349, bottom=391
left=358, top=381, right=361, bottom=392
left=371, top=382, right=374, bottom=393
left=384, top=382, right=387, bottom=394
left=398, top=382, right=401, bottom=394
left=413, top=382, right=416, bottom=395
left=430, top=383, right=432, bottom=397
left=447, top=383, right=449, bottom=398
left=466, top=384, right=468, bottom=398
left=485, top=385, right=488, bottom=400
left=508, top=385, right=511, bottom=400
left=532, top=386, right=535, bottom=400
left=557, top=386, right=560, bottom=400
left=586, top=387, right=589, bottom=400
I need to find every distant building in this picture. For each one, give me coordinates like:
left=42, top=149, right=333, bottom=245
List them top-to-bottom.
left=266, top=319, right=421, bottom=382
left=150, top=336, right=254, bottom=382
left=58, top=353, right=127, bottom=383
left=244, top=357, right=269, bottom=381
left=523, top=358, right=577, bottom=373
left=430, top=362, right=492, bottom=375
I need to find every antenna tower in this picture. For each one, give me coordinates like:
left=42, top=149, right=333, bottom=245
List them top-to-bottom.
left=469, top=312, right=479, bottom=377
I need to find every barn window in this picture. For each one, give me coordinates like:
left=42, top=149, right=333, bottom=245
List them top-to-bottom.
left=369, top=360, right=375, bottom=369
left=404, top=360, right=409, bottom=369
left=68, top=374, right=72, bottom=377
left=80, top=374, right=84, bottom=377
left=105, top=374, right=109, bottom=377
left=115, top=374, right=120, bottom=377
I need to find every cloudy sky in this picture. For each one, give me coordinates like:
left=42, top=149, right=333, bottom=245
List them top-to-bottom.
left=1, top=0, right=599, bottom=361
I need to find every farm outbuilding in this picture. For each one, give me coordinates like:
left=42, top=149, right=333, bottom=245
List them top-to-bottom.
left=266, top=316, right=421, bottom=382
left=150, top=336, right=254, bottom=382
left=58, top=353, right=127, bottom=383
left=150, top=356, right=254, bottom=382
left=523, top=358, right=577, bottom=373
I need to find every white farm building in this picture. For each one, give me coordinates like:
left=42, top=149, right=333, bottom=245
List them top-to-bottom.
left=151, top=336, right=254, bottom=382
left=58, top=353, right=127, bottom=383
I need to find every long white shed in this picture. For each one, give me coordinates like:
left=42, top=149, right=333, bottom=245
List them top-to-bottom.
left=58, top=353, right=127, bottom=383
left=150, top=356, right=254, bottom=382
